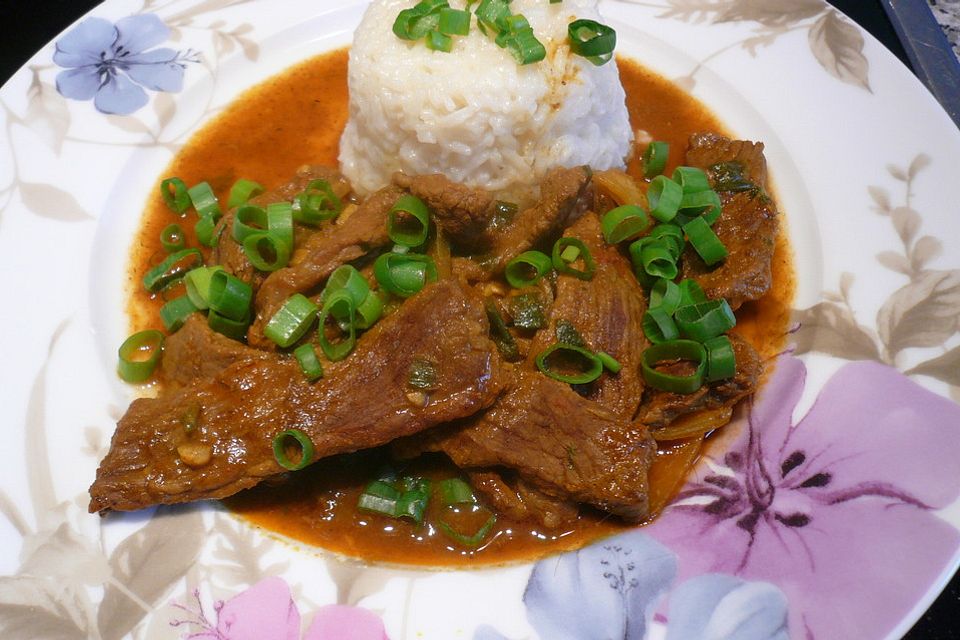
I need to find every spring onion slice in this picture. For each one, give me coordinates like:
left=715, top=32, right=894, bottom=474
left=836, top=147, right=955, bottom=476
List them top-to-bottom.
left=393, top=0, right=444, bottom=40
left=439, top=8, right=471, bottom=35
left=567, top=18, right=616, bottom=65
left=505, top=26, right=545, bottom=64
left=427, top=29, right=453, bottom=52
left=643, top=141, right=669, bottom=178
left=672, top=166, right=711, bottom=194
left=647, top=175, right=683, bottom=223
left=160, top=177, right=191, bottom=214
left=227, top=179, right=265, bottom=209
left=294, top=179, right=343, bottom=225
left=187, top=181, right=222, bottom=221
left=678, top=189, right=722, bottom=226
left=388, top=194, right=431, bottom=247
left=267, top=202, right=295, bottom=249
left=232, top=205, right=268, bottom=243
left=602, top=205, right=650, bottom=244
left=196, top=214, right=219, bottom=248
left=683, top=216, right=728, bottom=266
left=160, top=223, right=186, bottom=253
left=649, top=224, right=685, bottom=259
left=243, top=232, right=291, bottom=272
left=552, top=238, right=595, bottom=280
left=640, top=240, right=679, bottom=280
left=560, top=244, right=581, bottom=263
left=142, top=248, right=203, bottom=292
left=505, top=250, right=552, bottom=288
left=374, top=253, right=438, bottom=297
left=322, top=265, right=371, bottom=316
left=183, top=266, right=224, bottom=310
left=208, top=270, right=253, bottom=321
left=650, top=278, right=681, bottom=315
left=678, top=279, right=708, bottom=307
left=318, top=289, right=356, bottom=361
left=355, top=291, right=384, bottom=330
left=264, top=293, right=319, bottom=348
left=160, top=295, right=198, bottom=333
left=674, top=299, right=736, bottom=342
left=643, top=307, right=680, bottom=344
left=208, top=309, right=250, bottom=340
left=117, top=330, right=164, bottom=383
left=704, top=335, right=736, bottom=382
left=642, top=340, right=707, bottom=394
left=294, top=343, right=324, bottom=381
left=536, top=343, right=604, bottom=384
left=597, top=351, right=622, bottom=374
left=272, top=429, right=314, bottom=471
left=396, top=477, right=431, bottom=524
left=440, top=478, right=477, bottom=505
left=358, top=480, right=401, bottom=517
left=439, top=506, right=497, bottom=548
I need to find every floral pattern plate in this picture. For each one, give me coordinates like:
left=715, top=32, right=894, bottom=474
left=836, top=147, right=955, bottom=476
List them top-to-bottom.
left=2, top=1, right=959, bottom=639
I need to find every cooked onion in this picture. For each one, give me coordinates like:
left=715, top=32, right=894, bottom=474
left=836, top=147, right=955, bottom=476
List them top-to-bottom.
left=594, top=170, right=648, bottom=209
left=651, top=406, right=733, bottom=441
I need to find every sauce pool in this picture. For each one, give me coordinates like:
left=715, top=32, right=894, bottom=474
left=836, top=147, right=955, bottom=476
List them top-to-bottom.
left=128, top=49, right=794, bottom=567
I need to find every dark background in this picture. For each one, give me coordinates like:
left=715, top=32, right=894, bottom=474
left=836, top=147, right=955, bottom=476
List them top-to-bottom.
left=0, top=1, right=956, bottom=638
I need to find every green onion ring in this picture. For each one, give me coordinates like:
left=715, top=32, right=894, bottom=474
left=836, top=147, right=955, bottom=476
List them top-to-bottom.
left=439, top=7, right=471, bottom=35
left=567, top=18, right=616, bottom=66
left=642, top=141, right=669, bottom=178
left=672, top=166, right=711, bottom=194
left=647, top=175, right=683, bottom=223
left=160, top=177, right=191, bottom=214
left=227, top=179, right=265, bottom=209
left=293, top=179, right=343, bottom=225
left=187, top=181, right=222, bottom=221
left=678, top=189, right=722, bottom=226
left=388, top=194, right=431, bottom=247
left=267, top=202, right=295, bottom=249
left=232, top=205, right=268, bottom=243
left=601, top=205, right=651, bottom=244
left=683, top=216, right=728, bottom=266
left=160, top=223, right=186, bottom=253
left=649, top=224, right=685, bottom=259
left=243, top=232, right=292, bottom=272
left=552, top=237, right=596, bottom=280
left=639, top=240, right=679, bottom=280
left=142, top=248, right=203, bottom=293
left=505, top=250, right=552, bottom=288
left=374, top=253, right=438, bottom=297
left=322, top=264, right=371, bottom=307
left=183, top=266, right=224, bottom=310
left=208, top=270, right=253, bottom=321
left=650, top=278, right=681, bottom=314
left=678, top=279, right=708, bottom=307
left=318, top=289, right=357, bottom=361
left=355, top=290, right=384, bottom=330
left=264, top=293, right=319, bottom=348
left=160, top=295, right=198, bottom=333
left=674, top=299, right=736, bottom=342
left=643, top=307, right=680, bottom=344
left=208, top=309, right=250, bottom=340
left=117, top=330, right=164, bottom=383
left=704, top=335, right=736, bottom=382
left=642, top=340, right=707, bottom=394
left=293, top=343, right=324, bottom=381
left=536, top=343, right=604, bottom=385
left=596, top=351, right=622, bottom=373
left=272, top=429, right=315, bottom=471
left=440, top=478, right=477, bottom=505
left=358, top=480, right=401, bottom=517
left=439, top=506, right=497, bottom=548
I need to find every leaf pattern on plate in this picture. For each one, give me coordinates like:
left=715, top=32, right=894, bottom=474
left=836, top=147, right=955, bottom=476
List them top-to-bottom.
left=808, top=9, right=871, bottom=91
left=23, top=66, right=71, bottom=155
left=18, top=182, right=93, bottom=222
left=211, top=515, right=289, bottom=587
left=0, top=576, right=91, bottom=639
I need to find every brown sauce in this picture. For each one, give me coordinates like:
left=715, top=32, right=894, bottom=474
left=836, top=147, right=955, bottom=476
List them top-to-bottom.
left=127, top=49, right=794, bottom=567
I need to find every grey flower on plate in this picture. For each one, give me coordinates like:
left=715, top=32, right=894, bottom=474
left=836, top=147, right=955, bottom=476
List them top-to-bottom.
left=54, top=14, right=197, bottom=115
left=665, top=574, right=788, bottom=640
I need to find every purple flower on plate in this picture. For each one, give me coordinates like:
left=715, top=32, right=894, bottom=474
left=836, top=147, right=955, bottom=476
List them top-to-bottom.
left=54, top=14, right=197, bottom=115
left=647, top=356, right=960, bottom=639
left=171, top=577, right=390, bottom=640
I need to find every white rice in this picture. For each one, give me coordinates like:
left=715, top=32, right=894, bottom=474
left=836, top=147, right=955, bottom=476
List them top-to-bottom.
left=339, top=0, right=633, bottom=197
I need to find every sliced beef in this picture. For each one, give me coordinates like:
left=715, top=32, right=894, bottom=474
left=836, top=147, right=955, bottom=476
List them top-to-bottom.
left=681, top=133, right=779, bottom=309
left=210, top=166, right=351, bottom=290
left=455, top=166, right=593, bottom=281
left=393, top=172, right=495, bottom=251
left=249, top=185, right=402, bottom=346
left=528, top=213, right=648, bottom=419
left=90, top=280, right=505, bottom=513
left=161, top=315, right=268, bottom=388
left=636, top=332, right=762, bottom=430
left=422, top=371, right=656, bottom=522
left=467, top=469, right=579, bottom=530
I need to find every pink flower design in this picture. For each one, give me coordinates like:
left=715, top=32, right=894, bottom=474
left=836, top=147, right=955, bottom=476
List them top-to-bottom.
left=647, top=356, right=960, bottom=639
left=172, top=577, right=389, bottom=640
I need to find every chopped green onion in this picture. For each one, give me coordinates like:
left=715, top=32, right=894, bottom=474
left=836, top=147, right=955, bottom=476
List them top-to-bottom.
left=393, top=0, right=445, bottom=40
left=475, top=0, right=510, bottom=31
left=439, top=7, right=471, bottom=35
left=568, top=18, right=616, bottom=65
left=504, top=26, right=546, bottom=64
left=427, top=29, right=453, bottom=51
left=642, top=141, right=669, bottom=178
left=672, top=166, right=711, bottom=194
left=647, top=175, right=683, bottom=223
left=160, top=177, right=190, bottom=214
left=227, top=179, right=265, bottom=209
left=293, top=179, right=342, bottom=225
left=187, top=181, right=222, bottom=221
left=678, top=189, right=722, bottom=226
left=388, top=194, right=431, bottom=247
left=267, top=202, right=295, bottom=249
left=232, top=205, right=267, bottom=243
left=602, top=205, right=650, bottom=244
left=194, top=214, right=218, bottom=248
left=683, top=216, right=728, bottom=265
left=160, top=223, right=186, bottom=253
left=649, top=224, right=685, bottom=259
left=243, top=232, right=291, bottom=272
left=552, top=237, right=595, bottom=280
left=630, top=239, right=678, bottom=281
left=560, top=244, right=581, bottom=263
left=143, top=248, right=203, bottom=292
left=505, top=250, right=552, bottom=288
left=374, top=253, right=438, bottom=297
left=322, top=264, right=370, bottom=306
left=183, top=266, right=224, bottom=310
left=208, top=270, right=253, bottom=321
left=650, top=278, right=681, bottom=315
left=678, top=279, right=708, bottom=307
left=318, top=289, right=356, bottom=361
left=355, top=290, right=384, bottom=330
left=264, top=293, right=319, bottom=348
left=160, top=295, right=198, bottom=333
left=485, top=298, right=521, bottom=362
left=674, top=299, right=736, bottom=342
left=643, top=307, right=680, bottom=344
left=208, top=309, right=250, bottom=340
left=117, top=330, right=164, bottom=383
left=704, top=335, right=736, bottom=382
left=642, top=340, right=707, bottom=394
left=294, top=343, right=324, bottom=381
left=536, top=343, right=604, bottom=385
left=597, top=351, right=622, bottom=373
left=272, top=429, right=314, bottom=471
left=396, top=477, right=431, bottom=524
left=440, top=478, right=477, bottom=505
left=358, top=480, right=400, bottom=517
left=439, top=505, right=497, bottom=547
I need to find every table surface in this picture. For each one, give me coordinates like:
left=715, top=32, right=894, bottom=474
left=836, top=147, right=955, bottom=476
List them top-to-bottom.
left=0, top=1, right=958, bottom=638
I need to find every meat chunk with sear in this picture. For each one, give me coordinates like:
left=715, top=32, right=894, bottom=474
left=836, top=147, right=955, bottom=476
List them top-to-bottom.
left=392, top=172, right=496, bottom=251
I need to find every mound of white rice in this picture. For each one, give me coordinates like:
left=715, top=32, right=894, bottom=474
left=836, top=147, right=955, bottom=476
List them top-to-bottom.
left=339, top=0, right=633, bottom=197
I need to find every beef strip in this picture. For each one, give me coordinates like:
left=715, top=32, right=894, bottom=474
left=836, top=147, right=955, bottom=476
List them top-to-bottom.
left=681, top=133, right=780, bottom=310
left=210, top=166, right=351, bottom=290
left=454, top=166, right=594, bottom=281
left=392, top=172, right=495, bottom=251
left=248, top=184, right=402, bottom=346
left=528, top=213, right=648, bottom=419
left=90, top=280, right=506, bottom=513
left=161, top=315, right=268, bottom=388
left=636, top=332, right=762, bottom=430
left=421, top=370, right=656, bottom=521
left=467, top=470, right=578, bottom=530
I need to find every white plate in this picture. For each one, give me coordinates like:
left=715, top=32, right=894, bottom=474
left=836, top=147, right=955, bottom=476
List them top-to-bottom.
left=1, top=1, right=959, bottom=638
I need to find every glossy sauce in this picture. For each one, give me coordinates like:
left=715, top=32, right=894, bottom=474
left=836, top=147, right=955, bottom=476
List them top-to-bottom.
left=129, top=49, right=794, bottom=566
